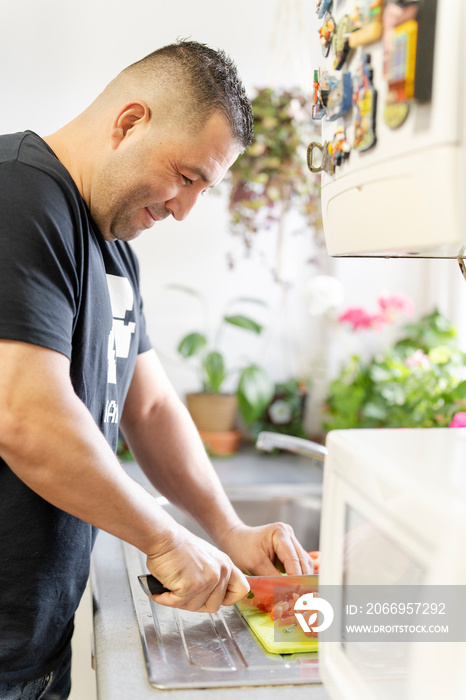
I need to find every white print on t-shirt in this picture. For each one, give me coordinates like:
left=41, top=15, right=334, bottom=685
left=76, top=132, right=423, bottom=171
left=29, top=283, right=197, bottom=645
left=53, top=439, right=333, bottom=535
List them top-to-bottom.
left=105, top=274, right=136, bottom=385
left=104, top=399, right=119, bottom=424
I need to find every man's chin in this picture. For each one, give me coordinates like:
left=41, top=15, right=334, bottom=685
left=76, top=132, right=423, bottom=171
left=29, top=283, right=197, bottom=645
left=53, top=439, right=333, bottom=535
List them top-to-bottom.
left=106, top=222, right=148, bottom=242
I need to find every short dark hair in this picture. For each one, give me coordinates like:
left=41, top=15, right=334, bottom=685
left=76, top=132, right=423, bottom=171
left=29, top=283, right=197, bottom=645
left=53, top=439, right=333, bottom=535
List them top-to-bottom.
left=123, top=39, right=254, bottom=150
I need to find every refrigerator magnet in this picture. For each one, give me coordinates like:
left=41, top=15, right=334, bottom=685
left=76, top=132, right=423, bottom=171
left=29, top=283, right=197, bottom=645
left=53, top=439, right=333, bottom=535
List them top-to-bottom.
left=316, top=0, right=333, bottom=20
left=348, top=0, right=384, bottom=48
left=319, top=14, right=336, bottom=57
left=333, top=15, right=353, bottom=70
left=353, top=54, right=377, bottom=151
left=312, top=68, right=330, bottom=120
left=326, top=72, right=353, bottom=121
left=383, top=102, right=410, bottom=129
left=328, top=126, right=351, bottom=171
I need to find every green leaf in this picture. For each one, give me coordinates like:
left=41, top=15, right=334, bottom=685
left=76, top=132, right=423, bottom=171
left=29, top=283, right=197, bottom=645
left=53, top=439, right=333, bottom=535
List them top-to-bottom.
left=228, top=297, right=267, bottom=307
left=224, top=315, right=263, bottom=334
left=177, top=333, right=207, bottom=358
left=428, top=346, right=452, bottom=365
left=203, top=352, right=226, bottom=393
left=237, top=365, right=274, bottom=425
left=452, top=381, right=466, bottom=399
left=362, top=401, right=388, bottom=421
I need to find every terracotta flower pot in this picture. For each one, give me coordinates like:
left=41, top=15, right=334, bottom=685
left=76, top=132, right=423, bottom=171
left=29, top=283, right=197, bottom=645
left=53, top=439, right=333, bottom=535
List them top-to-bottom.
left=185, top=393, right=238, bottom=432
left=199, top=430, right=242, bottom=457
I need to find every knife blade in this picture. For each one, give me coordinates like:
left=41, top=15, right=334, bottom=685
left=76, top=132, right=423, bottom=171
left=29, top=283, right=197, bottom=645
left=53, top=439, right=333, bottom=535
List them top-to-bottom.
left=138, top=573, right=318, bottom=612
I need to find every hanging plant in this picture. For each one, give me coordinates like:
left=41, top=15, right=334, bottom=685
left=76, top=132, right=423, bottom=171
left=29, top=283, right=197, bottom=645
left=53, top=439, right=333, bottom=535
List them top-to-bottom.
left=227, top=87, right=323, bottom=258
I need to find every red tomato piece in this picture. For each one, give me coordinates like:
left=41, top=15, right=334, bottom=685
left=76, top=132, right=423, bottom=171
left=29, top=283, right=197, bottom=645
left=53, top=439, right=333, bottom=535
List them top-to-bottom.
left=246, top=580, right=301, bottom=612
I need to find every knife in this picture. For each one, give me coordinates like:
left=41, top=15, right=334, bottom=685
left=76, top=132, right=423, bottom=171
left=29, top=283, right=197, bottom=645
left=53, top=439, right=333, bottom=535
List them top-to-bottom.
left=138, top=573, right=318, bottom=613
left=138, top=574, right=171, bottom=596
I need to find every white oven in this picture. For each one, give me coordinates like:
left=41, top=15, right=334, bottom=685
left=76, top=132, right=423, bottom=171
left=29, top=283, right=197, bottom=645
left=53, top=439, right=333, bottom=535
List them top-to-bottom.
left=318, top=427, right=466, bottom=700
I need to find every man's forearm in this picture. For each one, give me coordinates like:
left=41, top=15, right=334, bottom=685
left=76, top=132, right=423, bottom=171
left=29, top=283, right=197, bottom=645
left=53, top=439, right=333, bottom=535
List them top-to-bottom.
left=120, top=384, right=244, bottom=545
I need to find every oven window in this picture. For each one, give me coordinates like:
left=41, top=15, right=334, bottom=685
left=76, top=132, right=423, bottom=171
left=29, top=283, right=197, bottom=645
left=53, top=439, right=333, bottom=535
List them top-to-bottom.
left=343, top=504, right=425, bottom=586
left=340, top=505, right=426, bottom=700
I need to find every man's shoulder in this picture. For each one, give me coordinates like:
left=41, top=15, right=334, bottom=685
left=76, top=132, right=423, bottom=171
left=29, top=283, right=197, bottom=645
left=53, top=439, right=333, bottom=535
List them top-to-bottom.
left=0, top=131, right=76, bottom=194
left=0, top=131, right=85, bottom=219
left=0, top=131, right=26, bottom=162
left=1, top=131, right=51, bottom=166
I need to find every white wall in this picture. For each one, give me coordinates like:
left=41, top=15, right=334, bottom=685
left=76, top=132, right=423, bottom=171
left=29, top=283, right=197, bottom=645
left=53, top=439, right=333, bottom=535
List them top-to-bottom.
left=2, top=0, right=466, bottom=428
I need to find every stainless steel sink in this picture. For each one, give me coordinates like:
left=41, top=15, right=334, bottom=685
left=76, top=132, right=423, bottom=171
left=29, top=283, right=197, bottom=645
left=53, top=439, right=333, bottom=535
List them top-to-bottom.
left=123, top=482, right=322, bottom=689
left=155, top=482, right=322, bottom=551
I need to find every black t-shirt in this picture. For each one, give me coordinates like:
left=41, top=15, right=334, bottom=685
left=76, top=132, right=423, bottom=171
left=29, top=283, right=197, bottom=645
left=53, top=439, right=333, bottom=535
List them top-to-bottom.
left=0, top=131, right=152, bottom=682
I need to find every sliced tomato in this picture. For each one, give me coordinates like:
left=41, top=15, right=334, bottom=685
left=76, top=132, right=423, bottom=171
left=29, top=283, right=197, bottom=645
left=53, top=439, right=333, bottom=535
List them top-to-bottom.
left=245, top=579, right=301, bottom=612
left=276, top=614, right=296, bottom=627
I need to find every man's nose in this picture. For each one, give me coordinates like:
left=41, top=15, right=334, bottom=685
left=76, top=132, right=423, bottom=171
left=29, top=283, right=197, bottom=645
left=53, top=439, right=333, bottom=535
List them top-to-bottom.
left=167, top=190, right=201, bottom=221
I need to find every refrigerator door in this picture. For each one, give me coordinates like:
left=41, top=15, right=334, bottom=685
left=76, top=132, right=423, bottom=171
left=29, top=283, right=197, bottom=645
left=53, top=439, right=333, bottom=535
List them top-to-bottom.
left=312, top=0, right=466, bottom=258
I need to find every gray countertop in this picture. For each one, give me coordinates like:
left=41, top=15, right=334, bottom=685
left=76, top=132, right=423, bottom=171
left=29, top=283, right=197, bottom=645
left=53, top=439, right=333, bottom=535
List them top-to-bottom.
left=91, top=447, right=331, bottom=700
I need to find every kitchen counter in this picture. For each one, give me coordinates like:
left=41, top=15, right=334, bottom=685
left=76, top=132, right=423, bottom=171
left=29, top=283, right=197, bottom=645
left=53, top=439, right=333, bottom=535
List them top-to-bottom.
left=91, top=447, right=331, bottom=700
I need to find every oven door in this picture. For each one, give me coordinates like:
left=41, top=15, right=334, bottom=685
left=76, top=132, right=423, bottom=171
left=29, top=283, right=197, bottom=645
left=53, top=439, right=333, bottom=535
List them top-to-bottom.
left=318, top=428, right=466, bottom=700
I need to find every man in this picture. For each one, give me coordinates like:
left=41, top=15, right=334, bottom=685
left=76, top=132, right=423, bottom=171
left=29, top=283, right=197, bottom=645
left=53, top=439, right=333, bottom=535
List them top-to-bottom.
left=0, top=41, right=314, bottom=699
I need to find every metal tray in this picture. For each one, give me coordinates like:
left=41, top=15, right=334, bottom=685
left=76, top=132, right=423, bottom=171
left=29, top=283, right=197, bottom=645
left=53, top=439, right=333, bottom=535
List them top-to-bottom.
left=123, top=542, right=320, bottom=689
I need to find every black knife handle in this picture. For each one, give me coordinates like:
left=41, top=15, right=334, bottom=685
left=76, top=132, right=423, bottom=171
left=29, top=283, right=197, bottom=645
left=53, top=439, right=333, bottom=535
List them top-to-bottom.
left=138, top=574, right=171, bottom=596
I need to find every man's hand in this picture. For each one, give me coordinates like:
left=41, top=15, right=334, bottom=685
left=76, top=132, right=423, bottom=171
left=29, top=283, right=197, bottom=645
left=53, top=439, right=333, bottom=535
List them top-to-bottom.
left=217, top=522, right=315, bottom=576
left=145, top=527, right=250, bottom=613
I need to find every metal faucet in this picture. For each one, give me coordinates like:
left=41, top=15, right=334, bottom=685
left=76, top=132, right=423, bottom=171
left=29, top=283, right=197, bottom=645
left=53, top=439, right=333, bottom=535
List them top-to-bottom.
left=255, top=431, right=327, bottom=463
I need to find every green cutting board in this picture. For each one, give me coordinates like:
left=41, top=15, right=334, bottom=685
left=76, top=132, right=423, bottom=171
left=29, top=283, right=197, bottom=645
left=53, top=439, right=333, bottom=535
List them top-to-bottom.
left=238, top=608, right=319, bottom=655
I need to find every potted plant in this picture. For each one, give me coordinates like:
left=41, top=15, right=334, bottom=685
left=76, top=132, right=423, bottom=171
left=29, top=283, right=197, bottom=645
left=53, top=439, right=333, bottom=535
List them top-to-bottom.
left=226, top=87, right=323, bottom=265
left=170, top=285, right=275, bottom=455
left=246, top=378, right=309, bottom=444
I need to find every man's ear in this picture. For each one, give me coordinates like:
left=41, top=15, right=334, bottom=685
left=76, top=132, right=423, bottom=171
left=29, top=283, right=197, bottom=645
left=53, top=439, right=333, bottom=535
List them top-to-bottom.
left=110, top=101, right=150, bottom=148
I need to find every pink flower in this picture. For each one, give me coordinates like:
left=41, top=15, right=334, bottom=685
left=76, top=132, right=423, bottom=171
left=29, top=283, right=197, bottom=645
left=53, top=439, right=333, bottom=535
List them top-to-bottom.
left=337, top=291, right=415, bottom=332
left=378, top=292, right=414, bottom=318
left=338, top=307, right=375, bottom=330
left=369, top=312, right=390, bottom=332
left=405, top=349, right=429, bottom=368
left=449, top=412, right=466, bottom=428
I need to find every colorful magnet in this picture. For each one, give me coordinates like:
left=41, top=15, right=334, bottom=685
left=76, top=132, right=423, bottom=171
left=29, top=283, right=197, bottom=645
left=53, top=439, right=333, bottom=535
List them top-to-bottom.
left=316, top=0, right=332, bottom=20
left=348, top=0, right=384, bottom=48
left=383, top=0, right=419, bottom=82
left=382, top=2, right=419, bottom=127
left=319, top=14, right=336, bottom=57
left=333, top=15, right=353, bottom=70
left=386, top=20, right=418, bottom=102
left=352, top=54, right=377, bottom=151
left=312, top=68, right=330, bottom=120
left=326, top=72, right=353, bottom=121
left=383, top=102, right=410, bottom=129
left=328, top=126, right=351, bottom=170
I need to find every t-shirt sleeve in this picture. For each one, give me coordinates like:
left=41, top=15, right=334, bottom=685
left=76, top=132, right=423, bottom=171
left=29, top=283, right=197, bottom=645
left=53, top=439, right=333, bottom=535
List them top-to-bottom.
left=0, top=162, right=79, bottom=358
left=122, top=243, right=152, bottom=355
left=137, top=298, right=153, bottom=355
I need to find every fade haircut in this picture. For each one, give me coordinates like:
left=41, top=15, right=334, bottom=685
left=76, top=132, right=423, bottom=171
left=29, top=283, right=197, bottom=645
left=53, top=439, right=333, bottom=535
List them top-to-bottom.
left=120, top=39, right=254, bottom=151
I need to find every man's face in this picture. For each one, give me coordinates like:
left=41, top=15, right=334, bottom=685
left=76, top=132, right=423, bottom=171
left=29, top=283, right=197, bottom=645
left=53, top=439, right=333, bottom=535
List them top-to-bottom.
left=91, top=112, right=240, bottom=242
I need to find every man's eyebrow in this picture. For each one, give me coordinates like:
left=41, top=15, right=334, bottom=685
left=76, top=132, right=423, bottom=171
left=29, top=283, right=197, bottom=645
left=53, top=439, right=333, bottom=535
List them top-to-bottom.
left=187, top=166, right=211, bottom=184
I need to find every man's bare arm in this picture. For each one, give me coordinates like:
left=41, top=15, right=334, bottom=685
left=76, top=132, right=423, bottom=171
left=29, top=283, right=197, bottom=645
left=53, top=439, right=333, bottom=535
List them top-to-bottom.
left=0, top=339, right=249, bottom=611
left=120, top=349, right=314, bottom=576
